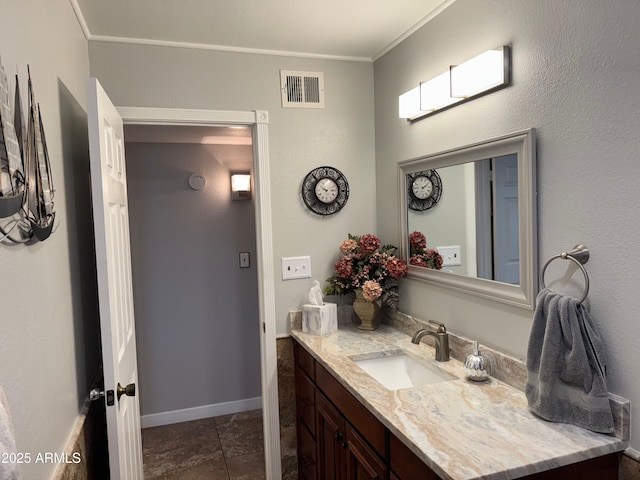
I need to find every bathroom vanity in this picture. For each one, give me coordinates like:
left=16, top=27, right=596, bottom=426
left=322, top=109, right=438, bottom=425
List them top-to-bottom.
left=292, top=325, right=626, bottom=480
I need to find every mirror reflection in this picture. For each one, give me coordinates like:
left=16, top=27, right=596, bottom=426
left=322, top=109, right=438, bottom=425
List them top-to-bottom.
left=398, top=129, right=537, bottom=310
left=407, top=153, right=519, bottom=284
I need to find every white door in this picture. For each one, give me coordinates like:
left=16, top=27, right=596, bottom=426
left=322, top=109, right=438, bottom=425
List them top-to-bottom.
left=87, top=77, right=143, bottom=479
left=493, top=153, right=519, bottom=284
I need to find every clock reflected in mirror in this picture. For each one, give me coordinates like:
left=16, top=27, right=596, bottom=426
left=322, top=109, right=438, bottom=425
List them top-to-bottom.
left=302, top=166, right=349, bottom=216
left=407, top=170, right=442, bottom=211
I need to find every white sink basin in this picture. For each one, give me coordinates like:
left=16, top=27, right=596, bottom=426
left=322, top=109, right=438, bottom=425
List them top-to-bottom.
left=352, top=352, right=455, bottom=390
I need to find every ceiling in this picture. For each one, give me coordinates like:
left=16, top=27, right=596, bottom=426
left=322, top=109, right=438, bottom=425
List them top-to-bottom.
left=73, top=0, right=454, bottom=61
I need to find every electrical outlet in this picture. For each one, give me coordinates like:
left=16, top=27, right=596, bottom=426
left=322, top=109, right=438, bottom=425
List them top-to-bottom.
left=437, top=245, right=461, bottom=267
left=281, top=256, right=312, bottom=280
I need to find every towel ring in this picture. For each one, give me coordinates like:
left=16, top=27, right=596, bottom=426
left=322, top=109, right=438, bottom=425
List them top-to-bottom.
left=540, top=244, right=590, bottom=304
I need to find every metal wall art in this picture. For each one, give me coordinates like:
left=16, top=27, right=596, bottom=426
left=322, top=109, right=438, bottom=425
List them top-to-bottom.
left=0, top=60, right=55, bottom=245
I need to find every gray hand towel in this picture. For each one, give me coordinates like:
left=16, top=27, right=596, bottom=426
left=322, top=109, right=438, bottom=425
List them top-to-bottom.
left=526, top=288, right=614, bottom=433
left=0, top=387, right=20, bottom=480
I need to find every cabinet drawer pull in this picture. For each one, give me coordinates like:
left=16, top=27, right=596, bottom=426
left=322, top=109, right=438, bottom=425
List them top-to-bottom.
left=301, top=398, right=313, bottom=408
left=334, top=431, right=343, bottom=441
left=342, top=440, right=351, bottom=450
left=301, top=455, right=315, bottom=467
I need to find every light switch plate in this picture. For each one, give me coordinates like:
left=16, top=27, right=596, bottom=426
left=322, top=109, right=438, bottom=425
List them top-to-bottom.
left=281, top=256, right=311, bottom=280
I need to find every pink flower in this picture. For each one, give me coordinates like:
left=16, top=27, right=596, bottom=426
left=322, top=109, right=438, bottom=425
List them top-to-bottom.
left=409, top=231, right=427, bottom=250
left=358, top=234, right=381, bottom=254
left=339, top=239, right=358, bottom=255
left=426, top=249, right=443, bottom=270
left=369, top=251, right=388, bottom=265
left=410, top=255, right=428, bottom=267
left=334, top=257, right=353, bottom=278
left=386, top=257, right=407, bottom=279
left=362, top=280, right=382, bottom=301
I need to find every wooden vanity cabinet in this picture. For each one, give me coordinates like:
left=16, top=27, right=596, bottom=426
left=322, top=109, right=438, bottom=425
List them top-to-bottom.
left=293, top=339, right=618, bottom=480
left=295, top=341, right=388, bottom=480
left=295, top=342, right=317, bottom=480
left=317, top=391, right=388, bottom=480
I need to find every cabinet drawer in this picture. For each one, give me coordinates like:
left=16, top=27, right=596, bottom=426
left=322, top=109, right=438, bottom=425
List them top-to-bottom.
left=295, top=342, right=316, bottom=380
left=315, top=361, right=387, bottom=459
left=296, top=365, right=316, bottom=436
left=390, top=433, right=439, bottom=480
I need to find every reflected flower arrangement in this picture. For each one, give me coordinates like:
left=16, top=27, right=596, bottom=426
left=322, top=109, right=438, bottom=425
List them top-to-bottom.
left=409, top=231, right=444, bottom=270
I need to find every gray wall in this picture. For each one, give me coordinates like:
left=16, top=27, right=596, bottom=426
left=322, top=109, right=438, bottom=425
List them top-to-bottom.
left=375, top=0, right=640, bottom=450
left=0, top=1, right=99, bottom=479
left=88, top=42, right=378, bottom=334
left=125, top=141, right=261, bottom=416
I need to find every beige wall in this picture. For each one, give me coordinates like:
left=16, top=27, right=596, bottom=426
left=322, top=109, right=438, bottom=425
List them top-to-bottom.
left=375, top=0, right=640, bottom=451
left=0, top=1, right=98, bottom=478
left=87, top=42, right=377, bottom=335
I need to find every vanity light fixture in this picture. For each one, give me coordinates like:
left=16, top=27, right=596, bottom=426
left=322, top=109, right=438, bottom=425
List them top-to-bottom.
left=399, top=46, right=511, bottom=121
left=231, top=172, right=251, bottom=200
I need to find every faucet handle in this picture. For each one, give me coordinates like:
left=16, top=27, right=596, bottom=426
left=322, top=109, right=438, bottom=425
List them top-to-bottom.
left=428, top=320, right=446, bottom=333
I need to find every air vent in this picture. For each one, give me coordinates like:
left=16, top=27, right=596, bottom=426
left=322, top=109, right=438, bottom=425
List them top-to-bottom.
left=280, top=70, right=325, bottom=108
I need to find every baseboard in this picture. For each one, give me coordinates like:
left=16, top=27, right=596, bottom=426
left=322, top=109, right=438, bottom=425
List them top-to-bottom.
left=140, top=397, right=262, bottom=429
left=625, top=447, right=640, bottom=462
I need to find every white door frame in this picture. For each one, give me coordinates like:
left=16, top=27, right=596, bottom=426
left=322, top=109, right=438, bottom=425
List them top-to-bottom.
left=117, top=106, right=281, bottom=479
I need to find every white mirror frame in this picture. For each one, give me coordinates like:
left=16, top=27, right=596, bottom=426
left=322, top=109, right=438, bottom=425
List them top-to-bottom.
left=398, top=128, right=537, bottom=309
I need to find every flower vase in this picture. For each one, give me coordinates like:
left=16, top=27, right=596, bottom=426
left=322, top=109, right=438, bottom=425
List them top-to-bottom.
left=353, top=291, right=381, bottom=331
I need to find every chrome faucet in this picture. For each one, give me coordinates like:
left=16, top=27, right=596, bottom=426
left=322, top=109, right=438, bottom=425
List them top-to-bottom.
left=411, top=320, right=450, bottom=362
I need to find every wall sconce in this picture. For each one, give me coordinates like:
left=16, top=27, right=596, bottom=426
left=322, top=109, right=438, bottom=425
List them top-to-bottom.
left=399, top=46, right=511, bottom=121
left=231, top=172, right=251, bottom=200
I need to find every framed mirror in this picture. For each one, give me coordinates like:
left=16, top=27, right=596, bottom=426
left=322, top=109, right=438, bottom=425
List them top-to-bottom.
left=398, top=129, right=537, bottom=309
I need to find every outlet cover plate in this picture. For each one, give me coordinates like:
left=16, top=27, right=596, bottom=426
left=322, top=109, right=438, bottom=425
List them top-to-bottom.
left=437, top=245, right=461, bottom=267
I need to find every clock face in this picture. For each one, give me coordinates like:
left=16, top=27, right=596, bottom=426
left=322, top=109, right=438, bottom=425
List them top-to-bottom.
left=302, top=166, right=349, bottom=216
left=407, top=170, right=442, bottom=211
left=412, top=176, right=433, bottom=199
left=315, top=178, right=339, bottom=204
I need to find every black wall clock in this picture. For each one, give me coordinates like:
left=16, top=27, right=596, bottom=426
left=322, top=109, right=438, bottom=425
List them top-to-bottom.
left=302, top=166, right=349, bottom=216
left=407, top=169, right=442, bottom=211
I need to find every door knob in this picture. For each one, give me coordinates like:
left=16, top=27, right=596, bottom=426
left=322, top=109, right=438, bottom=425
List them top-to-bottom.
left=117, top=383, right=136, bottom=401
left=89, top=388, right=105, bottom=402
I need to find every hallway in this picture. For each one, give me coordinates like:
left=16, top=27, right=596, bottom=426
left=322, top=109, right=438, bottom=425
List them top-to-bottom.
left=142, top=409, right=264, bottom=479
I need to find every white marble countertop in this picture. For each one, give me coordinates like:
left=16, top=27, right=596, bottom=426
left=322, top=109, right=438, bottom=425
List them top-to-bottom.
left=291, top=324, right=627, bottom=480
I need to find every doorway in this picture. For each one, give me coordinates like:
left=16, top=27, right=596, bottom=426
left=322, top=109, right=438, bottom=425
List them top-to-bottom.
left=118, top=107, right=281, bottom=479
left=123, top=124, right=264, bottom=477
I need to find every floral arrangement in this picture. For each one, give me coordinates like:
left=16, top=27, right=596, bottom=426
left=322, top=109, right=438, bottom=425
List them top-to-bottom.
left=409, top=231, right=444, bottom=270
left=324, top=234, right=407, bottom=310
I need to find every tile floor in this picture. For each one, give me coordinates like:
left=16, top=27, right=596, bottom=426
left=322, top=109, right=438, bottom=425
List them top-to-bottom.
left=142, top=409, right=265, bottom=479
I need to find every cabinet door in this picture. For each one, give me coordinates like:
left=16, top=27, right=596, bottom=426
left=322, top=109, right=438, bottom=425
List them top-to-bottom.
left=296, top=365, right=316, bottom=436
left=317, top=391, right=346, bottom=480
left=298, top=420, right=317, bottom=480
left=344, top=424, right=388, bottom=480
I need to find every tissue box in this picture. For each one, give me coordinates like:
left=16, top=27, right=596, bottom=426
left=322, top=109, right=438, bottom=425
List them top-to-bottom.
left=302, top=303, right=337, bottom=336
